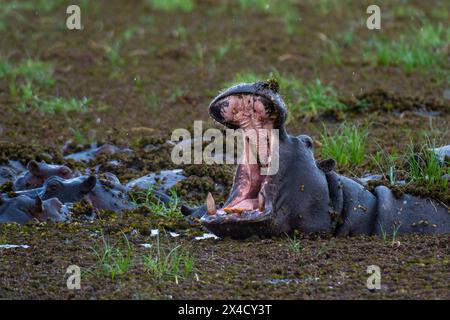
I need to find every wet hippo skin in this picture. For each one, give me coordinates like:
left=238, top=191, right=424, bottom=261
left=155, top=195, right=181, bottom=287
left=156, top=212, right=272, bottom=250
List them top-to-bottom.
left=185, top=81, right=450, bottom=239
left=0, top=195, right=68, bottom=224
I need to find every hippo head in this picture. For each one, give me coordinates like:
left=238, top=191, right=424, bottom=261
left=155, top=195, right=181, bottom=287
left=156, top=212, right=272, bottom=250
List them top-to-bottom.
left=199, top=81, right=332, bottom=239
left=13, top=160, right=74, bottom=190
left=41, top=175, right=97, bottom=203
left=0, top=195, right=69, bottom=224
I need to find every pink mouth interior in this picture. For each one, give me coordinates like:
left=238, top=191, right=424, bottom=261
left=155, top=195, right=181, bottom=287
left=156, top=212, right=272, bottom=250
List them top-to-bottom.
left=213, top=94, right=275, bottom=215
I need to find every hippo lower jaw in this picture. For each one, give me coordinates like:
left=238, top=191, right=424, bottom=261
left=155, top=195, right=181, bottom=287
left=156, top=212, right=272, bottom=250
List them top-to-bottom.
left=199, top=88, right=287, bottom=238
left=200, top=188, right=274, bottom=239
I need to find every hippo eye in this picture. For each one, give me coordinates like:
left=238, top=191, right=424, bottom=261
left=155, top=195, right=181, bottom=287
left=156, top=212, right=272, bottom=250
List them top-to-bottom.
left=60, top=168, right=71, bottom=176
left=49, top=183, right=59, bottom=191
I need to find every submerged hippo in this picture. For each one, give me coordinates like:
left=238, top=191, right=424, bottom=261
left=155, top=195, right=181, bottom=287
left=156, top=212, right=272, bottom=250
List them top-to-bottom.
left=185, top=81, right=450, bottom=239
left=13, top=160, right=75, bottom=191
left=0, top=166, right=16, bottom=185
left=40, top=174, right=135, bottom=212
left=0, top=195, right=68, bottom=224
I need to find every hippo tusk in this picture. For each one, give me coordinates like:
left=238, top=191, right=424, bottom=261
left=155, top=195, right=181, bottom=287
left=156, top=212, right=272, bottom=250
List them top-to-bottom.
left=206, top=192, right=216, bottom=216
left=258, top=192, right=265, bottom=211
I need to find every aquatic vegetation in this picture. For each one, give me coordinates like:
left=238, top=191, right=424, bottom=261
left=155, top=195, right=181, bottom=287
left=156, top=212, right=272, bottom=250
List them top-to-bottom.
left=321, top=123, right=369, bottom=166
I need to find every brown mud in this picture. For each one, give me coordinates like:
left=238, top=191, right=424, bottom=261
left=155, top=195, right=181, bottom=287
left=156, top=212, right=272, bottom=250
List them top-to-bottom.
left=0, top=0, right=449, bottom=299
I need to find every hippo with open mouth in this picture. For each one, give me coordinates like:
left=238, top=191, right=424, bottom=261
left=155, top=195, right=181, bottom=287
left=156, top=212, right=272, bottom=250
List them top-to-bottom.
left=187, top=81, right=450, bottom=239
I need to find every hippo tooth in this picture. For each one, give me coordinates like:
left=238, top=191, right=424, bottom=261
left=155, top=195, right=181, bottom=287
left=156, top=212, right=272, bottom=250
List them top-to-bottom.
left=206, top=192, right=216, bottom=215
left=258, top=192, right=265, bottom=211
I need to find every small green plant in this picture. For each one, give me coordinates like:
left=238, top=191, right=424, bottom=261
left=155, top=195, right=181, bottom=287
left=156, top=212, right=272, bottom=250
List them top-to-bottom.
left=146, top=0, right=194, bottom=12
left=105, top=27, right=140, bottom=67
left=322, top=39, right=342, bottom=66
left=169, top=87, right=185, bottom=103
left=144, top=91, right=161, bottom=109
left=321, top=123, right=369, bottom=166
left=371, top=149, right=400, bottom=185
left=379, top=223, right=402, bottom=247
left=287, top=233, right=302, bottom=254
left=92, top=234, right=134, bottom=280
left=143, top=234, right=195, bottom=282
left=316, top=242, right=329, bottom=257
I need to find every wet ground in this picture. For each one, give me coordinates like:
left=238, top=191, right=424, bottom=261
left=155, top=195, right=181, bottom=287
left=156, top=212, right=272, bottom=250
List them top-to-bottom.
left=0, top=0, right=449, bottom=299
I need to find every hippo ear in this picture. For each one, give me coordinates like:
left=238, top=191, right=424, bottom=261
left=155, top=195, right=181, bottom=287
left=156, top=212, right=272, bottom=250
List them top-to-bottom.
left=298, top=135, right=313, bottom=149
left=317, top=158, right=336, bottom=173
left=27, top=160, right=42, bottom=176
left=81, top=176, right=97, bottom=194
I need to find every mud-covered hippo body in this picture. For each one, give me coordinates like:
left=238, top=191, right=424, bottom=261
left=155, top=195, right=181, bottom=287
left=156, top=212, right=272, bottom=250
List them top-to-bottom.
left=191, top=81, right=450, bottom=238
left=41, top=174, right=135, bottom=212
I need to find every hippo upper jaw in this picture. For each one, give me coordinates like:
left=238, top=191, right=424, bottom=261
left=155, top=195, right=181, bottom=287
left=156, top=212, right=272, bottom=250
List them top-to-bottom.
left=209, top=81, right=287, bottom=129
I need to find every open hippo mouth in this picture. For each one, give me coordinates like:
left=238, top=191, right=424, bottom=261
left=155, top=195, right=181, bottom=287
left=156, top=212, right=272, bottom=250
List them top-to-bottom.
left=200, top=81, right=287, bottom=238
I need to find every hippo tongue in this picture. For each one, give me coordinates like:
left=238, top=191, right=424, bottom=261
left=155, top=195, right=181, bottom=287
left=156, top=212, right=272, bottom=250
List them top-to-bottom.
left=225, top=199, right=258, bottom=212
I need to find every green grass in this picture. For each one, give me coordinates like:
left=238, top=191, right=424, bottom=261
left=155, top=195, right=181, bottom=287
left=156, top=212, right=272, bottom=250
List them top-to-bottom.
left=145, top=0, right=194, bottom=12
left=236, top=0, right=300, bottom=35
left=363, top=22, right=449, bottom=73
left=105, top=27, right=141, bottom=67
left=1, top=58, right=90, bottom=113
left=1, top=58, right=54, bottom=87
left=226, top=72, right=345, bottom=120
left=298, top=79, right=345, bottom=116
left=320, top=123, right=369, bottom=166
left=406, top=140, right=449, bottom=191
left=371, top=149, right=401, bottom=185
left=130, top=186, right=183, bottom=219
left=380, top=223, right=402, bottom=247
left=286, top=233, right=302, bottom=254
left=92, top=234, right=134, bottom=280
left=143, top=234, right=195, bottom=282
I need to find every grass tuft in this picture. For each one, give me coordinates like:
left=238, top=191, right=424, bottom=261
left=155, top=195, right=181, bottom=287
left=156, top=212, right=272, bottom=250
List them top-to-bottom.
left=320, top=123, right=369, bottom=166
left=406, top=139, right=449, bottom=191
left=92, top=234, right=134, bottom=280
left=143, top=234, right=195, bottom=282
